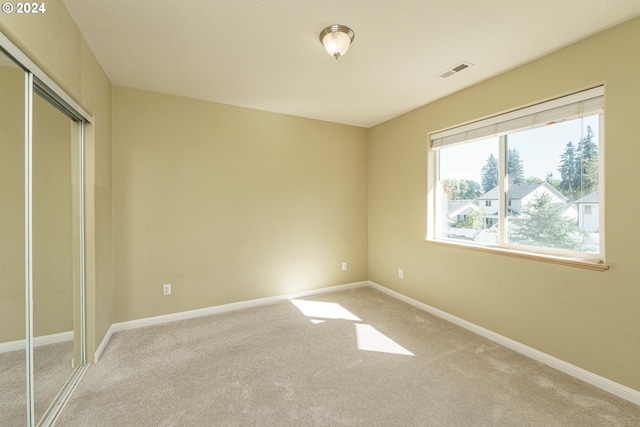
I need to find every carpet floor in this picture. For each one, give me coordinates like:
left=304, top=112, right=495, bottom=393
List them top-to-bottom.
left=56, top=287, right=640, bottom=426
left=0, top=341, right=74, bottom=426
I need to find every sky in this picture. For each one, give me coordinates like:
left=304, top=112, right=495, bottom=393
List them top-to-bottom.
left=439, top=115, right=600, bottom=184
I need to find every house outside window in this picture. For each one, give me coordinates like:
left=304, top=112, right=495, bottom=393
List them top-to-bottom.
left=430, top=87, right=604, bottom=262
left=575, top=192, right=599, bottom=232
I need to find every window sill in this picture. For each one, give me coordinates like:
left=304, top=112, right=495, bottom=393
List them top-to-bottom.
left=427, top=239, right=609, bottom=272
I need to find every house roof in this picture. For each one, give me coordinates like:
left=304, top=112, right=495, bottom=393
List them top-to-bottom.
left=478, top=182, right=568, bottom=202
left=574, top=191, right=599, bottom=204
left=448, top=199, right=478, bottom=213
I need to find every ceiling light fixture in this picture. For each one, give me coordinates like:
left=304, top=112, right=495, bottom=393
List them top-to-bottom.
left=319, top=24, right=355, bottom=60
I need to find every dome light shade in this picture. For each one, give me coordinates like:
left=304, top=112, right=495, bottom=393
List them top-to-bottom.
left=319, top=25, right=355, bottom=59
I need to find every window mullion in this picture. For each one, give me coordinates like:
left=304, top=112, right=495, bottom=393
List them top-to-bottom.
left=597, top=113, right=605, bottom=260
left=498, top=135, right=507, bottom=245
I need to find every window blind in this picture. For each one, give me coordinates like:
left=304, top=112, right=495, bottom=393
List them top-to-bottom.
left=430, top=86, right=604, bottom=149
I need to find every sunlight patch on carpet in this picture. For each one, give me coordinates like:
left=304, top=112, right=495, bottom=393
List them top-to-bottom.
left=291, top=300, right=361, bottom=321
left=355, top=324, right=414, bottom=356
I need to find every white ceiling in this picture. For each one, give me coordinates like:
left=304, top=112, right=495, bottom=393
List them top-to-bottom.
left=62, top=0, right=640, bottom=128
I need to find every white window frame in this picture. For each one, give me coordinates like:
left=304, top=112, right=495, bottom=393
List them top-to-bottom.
left=427, top=86, right=606, bottom=269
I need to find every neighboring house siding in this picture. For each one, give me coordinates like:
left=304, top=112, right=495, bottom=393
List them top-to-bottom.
left=575, top=191, right=600, bottom=232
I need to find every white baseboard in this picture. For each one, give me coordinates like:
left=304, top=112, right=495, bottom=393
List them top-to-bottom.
left=367, top=280, right=640, bottom=406
left=98, top=281, right=369, bottom=352
left=94, top=324, right=115, bottom=362
left=0, top=331, right=73, bottom=354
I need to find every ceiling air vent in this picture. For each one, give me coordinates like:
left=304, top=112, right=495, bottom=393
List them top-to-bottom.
left=438, top=61, right=474, bottom=79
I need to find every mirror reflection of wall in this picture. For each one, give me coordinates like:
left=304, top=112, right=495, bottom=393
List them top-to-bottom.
left=0, top=51, right=27, bottom=427
left=32, top=92, right=77, bottom=423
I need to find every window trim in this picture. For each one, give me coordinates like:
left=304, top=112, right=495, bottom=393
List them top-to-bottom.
left=427, top=87, right=606, bottom=269
left=428, top=239, right=609, bottom=271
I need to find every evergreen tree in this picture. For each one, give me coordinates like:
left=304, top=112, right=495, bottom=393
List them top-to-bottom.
left=558, top=126, right=599, bottom=199
left=576, top=126, right=598, bottom=197
left=577, top=126, right=598, bottom=159
left=559, top=141, right=578, bottom=197
left=507, top=148, right=525, bottom=184
left=480, top=149, right=525, bottom=194
left=480, top=154, right=499, bottom=194
left=581, top=155, right=599, bottom=196
left=509, top=193, right=584, bottom=250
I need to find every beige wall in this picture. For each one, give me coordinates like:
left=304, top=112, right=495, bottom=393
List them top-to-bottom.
left=0, top=0, right=113, bottom=359
left=368, top=16, right=640, bottom=391
left=0, top=63, right=25, bottom=342
left=113, top=87, right=368, bottom=321
left=32, top=94, right=75, bottom=338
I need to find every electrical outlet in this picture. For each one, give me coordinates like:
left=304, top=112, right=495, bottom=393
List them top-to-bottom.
left=342, top=262, right=347, bottom=271
left=398, top=269, right=404, bottom=279
left=163, top=284, right=171, bottom=295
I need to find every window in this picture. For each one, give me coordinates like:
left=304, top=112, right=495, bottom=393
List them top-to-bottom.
left=430, top=87, right=604, bottom=263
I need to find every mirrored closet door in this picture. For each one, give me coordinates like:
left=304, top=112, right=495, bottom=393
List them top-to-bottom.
left=0, top=38, right=90, bottom=427
left=32, top=84, right=83, bottom=425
